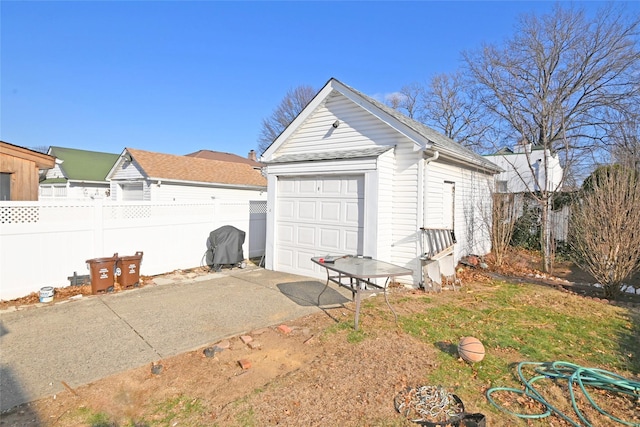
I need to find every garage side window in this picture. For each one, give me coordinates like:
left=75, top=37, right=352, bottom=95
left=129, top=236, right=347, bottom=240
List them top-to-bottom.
left=120, top=182, right=144, bottom=201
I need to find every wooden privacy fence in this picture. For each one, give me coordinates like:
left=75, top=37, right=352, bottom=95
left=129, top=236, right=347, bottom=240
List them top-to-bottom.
left=0, top=199, right=267, bottom=300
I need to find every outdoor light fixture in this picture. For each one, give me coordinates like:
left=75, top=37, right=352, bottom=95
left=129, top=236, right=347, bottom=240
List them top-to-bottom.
left=332, top=120, right=340, bottom=128
left=123, top=153, right=133, bottom=163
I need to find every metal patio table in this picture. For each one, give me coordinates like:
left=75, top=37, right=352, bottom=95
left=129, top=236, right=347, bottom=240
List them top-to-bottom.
left=311, top=256, right=413, bottom=330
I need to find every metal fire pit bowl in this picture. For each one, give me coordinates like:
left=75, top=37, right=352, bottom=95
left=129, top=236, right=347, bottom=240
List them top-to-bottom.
left=394, top=385, right=465, bottom=426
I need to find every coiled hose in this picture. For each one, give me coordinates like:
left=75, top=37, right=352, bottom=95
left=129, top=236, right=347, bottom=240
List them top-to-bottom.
left=486, top=361, right=640, bottom=426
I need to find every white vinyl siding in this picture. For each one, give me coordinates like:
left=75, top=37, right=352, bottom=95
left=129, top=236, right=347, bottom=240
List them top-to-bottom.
left=274, top=92, right=398, bottom=157
left=388, top=140, right=421, bottom=283
left=374, top=149, right=395, bottom=262
left=486, top=149, right=563, bottom=193
left=111, top=161, right=144, bottom=180
left=425, top=161, right=494, bottom=259
left=43, top=163, right=65, bottom=180
left=151, top=182, right=266, bottom=202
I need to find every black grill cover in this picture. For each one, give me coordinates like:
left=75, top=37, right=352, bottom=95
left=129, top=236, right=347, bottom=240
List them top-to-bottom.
left=206, top=225, right=245, bottom=266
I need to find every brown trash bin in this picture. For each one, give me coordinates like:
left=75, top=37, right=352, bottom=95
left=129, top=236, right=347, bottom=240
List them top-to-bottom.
left=116, top=251, right=143, bottom=289
left=86, top=254, right=118, bottom=294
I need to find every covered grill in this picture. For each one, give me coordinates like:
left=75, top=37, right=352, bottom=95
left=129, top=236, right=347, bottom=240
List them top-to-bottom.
left=206, top=225, right=246, bottom=271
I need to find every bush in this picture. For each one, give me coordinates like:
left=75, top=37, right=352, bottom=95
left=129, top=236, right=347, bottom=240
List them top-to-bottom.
left=510, top=206, right=540, bottom=250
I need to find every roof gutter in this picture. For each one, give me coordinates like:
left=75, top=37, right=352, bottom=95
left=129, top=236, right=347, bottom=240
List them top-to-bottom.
left=434, top=147, right=502, bottom=174
left=140, top=177, right=267, bottom=191
left=67, top=180, right=111, bottom=185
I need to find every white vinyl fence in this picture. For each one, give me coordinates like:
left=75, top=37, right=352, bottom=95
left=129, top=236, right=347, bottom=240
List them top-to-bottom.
left=0, top=200, right=266, bottom=300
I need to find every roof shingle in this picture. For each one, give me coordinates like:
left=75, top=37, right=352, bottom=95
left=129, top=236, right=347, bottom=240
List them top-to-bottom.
left=127, top=148, right=266, bottom=187
left=185, top=150, right=263, bottom=168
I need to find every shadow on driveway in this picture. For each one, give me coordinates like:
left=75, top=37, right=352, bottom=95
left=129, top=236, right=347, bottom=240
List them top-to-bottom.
left=277, top=281, right=350, bottom=307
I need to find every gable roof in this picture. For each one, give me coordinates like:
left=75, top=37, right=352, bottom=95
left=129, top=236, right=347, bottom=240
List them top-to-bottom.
left=263, top=78, right=501, bottom=173
left=0, top=141, right=55, bottom=169
left=42, top=146, right=119, bottom=183
left=123, top=148, right=266, bottom=188
left=185, top=150, right=263, bottom=168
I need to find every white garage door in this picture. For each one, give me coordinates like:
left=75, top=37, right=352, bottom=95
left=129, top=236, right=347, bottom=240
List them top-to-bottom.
left=276, top=175, right=364, bottom=278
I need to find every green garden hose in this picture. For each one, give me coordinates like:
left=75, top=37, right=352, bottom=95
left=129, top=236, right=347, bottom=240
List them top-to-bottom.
left=486, top=361, right=640, bottom=426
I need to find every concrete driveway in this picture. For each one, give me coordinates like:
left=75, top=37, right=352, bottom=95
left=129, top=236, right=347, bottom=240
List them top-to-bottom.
left=0, top=267, right=350, bottom=412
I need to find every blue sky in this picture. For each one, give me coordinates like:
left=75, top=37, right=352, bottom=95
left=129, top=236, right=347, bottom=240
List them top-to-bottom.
left=2, top=1, right=636, bottom=158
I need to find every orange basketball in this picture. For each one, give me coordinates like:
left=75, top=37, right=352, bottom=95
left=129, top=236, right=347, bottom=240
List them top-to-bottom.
left=458, top=336, right=485, bottom=362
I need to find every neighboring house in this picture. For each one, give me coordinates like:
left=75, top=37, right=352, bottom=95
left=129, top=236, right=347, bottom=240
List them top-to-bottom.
left=260, top=78, right=502, bottom=287
left=0, top=141, right=55, bottom=201
left=484, top=144, right=563, bottom=193
left=485, top=144, right=568, bottom=241
left=39, top=146, right=119, bottom=200
left=106, top=148, right=267, bottom=201
left=185, top=149, right=263, bottom=170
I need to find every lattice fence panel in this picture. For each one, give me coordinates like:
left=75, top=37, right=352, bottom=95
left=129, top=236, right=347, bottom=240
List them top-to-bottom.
left=250, top=201, right=267, bottom=214
left=0, top=206, right=40, bottom=224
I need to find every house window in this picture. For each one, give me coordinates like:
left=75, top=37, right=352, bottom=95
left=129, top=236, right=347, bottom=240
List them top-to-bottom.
left=0, top=173, right=11, bottom=201
left=496, top=180, right=508, bottom=193
left=121, top=182, right=144, bottom=201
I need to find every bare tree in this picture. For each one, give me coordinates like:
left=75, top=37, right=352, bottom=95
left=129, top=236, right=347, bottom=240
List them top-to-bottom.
left=463, top=3, right=640, bottom=273
left=421, top=72, right=494, bottom=152
left=385, top=83, right=424, bottom=119
left=257, top=85, right=317, bottom=154
left=385, top=92, right=403, bottom=111
left=604, top=108, right=640, bottom=172
left=569, top=165, right=640, bottom=298
left=491, top=193, right=520, bottom=267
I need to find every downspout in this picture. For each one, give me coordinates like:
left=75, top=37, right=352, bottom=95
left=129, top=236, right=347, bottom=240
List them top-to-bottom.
left=419, top=150, right=439, bottom=288
left=421, top=150, right=440, bottom=227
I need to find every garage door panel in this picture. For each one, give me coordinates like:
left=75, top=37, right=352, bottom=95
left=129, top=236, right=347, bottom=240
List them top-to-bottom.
left=320, top=178, right=343, bottom=195
left=346, top=178, right=363, bottom=197
left=279, top=179, right=296, bottom=195
left=298, top=179, right=317, bottom=196
left=278, top=200, right=295, bottom=219
left=298, top=201, right=317, bottom=220
left=319, top=201, right=341, bottom=222
left=345, top=201, right=362, bottom=224
left=278, top=224, right=294, bottom=244
left=297, top=225, right=316, bottom=246
left=319, top=228, right=341, bottom=250
left=344, top=229, right=362, bottom=253
left=277, top=248, right=294, bottom=268
left=295, top=249, right=316, bottom=271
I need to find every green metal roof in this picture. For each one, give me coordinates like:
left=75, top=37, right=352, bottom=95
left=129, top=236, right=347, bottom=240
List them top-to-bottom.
left=48, top=146, right=119, bottom=182
left=39, top=178, right=67, bottom=184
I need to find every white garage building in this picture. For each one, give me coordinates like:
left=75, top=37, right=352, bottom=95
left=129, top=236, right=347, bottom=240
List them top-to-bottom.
left=261, top=78, right=501, bottom=287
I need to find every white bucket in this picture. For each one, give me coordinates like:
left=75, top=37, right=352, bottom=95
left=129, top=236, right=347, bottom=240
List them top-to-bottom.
left=39, top=286, right=54, bottom=303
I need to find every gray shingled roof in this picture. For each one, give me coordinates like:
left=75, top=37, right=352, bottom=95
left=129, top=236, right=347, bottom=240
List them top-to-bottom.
left=338, top=80, right=501, bottom=172
left=266, top=146, right=393, bottom=164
